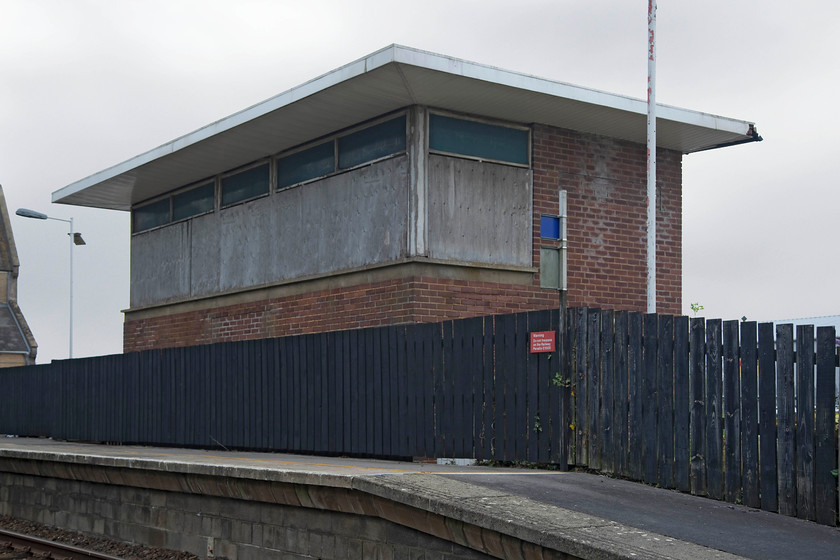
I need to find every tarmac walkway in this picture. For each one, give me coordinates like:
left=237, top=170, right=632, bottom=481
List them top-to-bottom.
left=0, top=438, right=837, bottom=559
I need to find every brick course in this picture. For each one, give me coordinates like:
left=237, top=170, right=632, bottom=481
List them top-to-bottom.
left=124, top=124, right=682, bottom=352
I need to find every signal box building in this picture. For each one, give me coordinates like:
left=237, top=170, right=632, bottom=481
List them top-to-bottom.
left=52, top=46, right=760, bottom=353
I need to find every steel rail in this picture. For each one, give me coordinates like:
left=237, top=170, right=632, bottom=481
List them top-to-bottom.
left=0, top=528, right=125, bottom=560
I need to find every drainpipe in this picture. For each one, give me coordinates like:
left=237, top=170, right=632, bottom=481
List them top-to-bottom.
left=646, top=0, right=657, bottom=313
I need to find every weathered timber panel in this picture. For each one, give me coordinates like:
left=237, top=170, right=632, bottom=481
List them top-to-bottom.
left=600, top=309, right=615, bottom=473
left=614, top=311, right=630, bottom=475
left=627, top=312, right=644, bottom=482
left=642, top=313, right=658, bottom=485
left=657, top=315, right=674, bottom=489
left=673, top=316, right=690, bottom=493
left=706, top=320, right=723, bottom=501
left=723, top=321, right=742, bottom=504
left=740, top=321, right=760, bottom=509
left=758, top=322, right=778, bottom=512
left=776, top=324, right=796, bottom=517
left=795, top=325, right=816, bottom=521
left=815, top=326, right=838, bottom=525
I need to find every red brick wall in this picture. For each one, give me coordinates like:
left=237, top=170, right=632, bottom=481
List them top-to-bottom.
left=124, top=124, right=682, bottom=352
left=532, top=124, right=682, bottom=315
left=123, top=276, right=560, bottom=351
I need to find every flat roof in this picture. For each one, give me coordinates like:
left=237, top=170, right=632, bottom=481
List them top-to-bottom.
left=53, top=44, right=760, bottom=211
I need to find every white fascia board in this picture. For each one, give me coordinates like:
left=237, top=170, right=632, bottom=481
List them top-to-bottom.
left=52, top=44, right=757, bottom=207
left=390, top=45, right=640, bottom=113
left=391, top=46, right=754, bottom=135
left=52, top=53, right=380, bottom=206
left=656, top=104, right=754, bottom=136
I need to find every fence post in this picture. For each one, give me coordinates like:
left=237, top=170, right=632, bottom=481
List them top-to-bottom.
left=556, top=305, right=570, bottom=469
left=574, top=307, right=588, bottom=467
left=600, top=309, right=615, bottom=473
left=587, top=310, right=602, bottom=470
left=614, top=311, right=629, bottom=476
left=627, top=312, right=644, bottom=481
left=642, top=313, right=659, bottom=485
left=657, top=314, right=674, bottom=489
left=673, top=315, right=690, bottom=493
left=689, top=317, right=707, bottom=495
left=706, top=319, right=723, bottom=500
left=723, top=320, right=742, bottom=504
left=740, top=321, right=760, bottom=508
left=758, top=322, right=778, bottom=512
left=776, top=323, right=796, bottom=516
left=795, top=325, right=816, bottom=521
left=814, top=326, right=837, bottom=525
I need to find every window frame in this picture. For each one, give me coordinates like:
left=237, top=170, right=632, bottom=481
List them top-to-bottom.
left=130, top=110, right=413, bottom=234
left=427, top=110, right=531, bottom=168
left=275, top=111, right=408, bottom=192
left=276, top=140, right=336, bottom=190
left=220, top=160, right=271, bottom=208
left=172, top=179, right=217, bottom=223
left=132, top=197, right=172, bottom=234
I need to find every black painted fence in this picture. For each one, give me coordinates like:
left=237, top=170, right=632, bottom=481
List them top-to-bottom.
left=0, top=307, right=837, bottom=525
left=568, top=308, right=839, bottom=526
left=0, top=309, right=567, bottom=464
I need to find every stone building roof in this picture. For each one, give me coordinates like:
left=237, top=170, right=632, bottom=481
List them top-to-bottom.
left=0, top=185, right=37, bottom=364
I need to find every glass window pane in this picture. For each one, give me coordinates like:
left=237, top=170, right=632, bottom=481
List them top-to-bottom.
left=429, top=114, right=529, bottom=165
left=338, top=116, right=406, bottom=170
left=277, top=141, right=335, bottom=188
left=221, top=163, right=270, bottom=206
left=173, top=182, right=214, bottom=221
left=132, top=199, right=170, bottom=233
left=541, top=215, right=560, bottom=240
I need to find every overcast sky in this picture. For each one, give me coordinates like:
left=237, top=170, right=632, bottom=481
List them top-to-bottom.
left=2, top=0, right=838, bottom=363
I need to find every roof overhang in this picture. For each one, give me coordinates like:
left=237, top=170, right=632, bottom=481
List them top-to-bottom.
left=53, top=44, right=760, bottom=211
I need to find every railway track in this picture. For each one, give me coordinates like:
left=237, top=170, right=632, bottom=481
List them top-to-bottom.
left=0, top=528, right=124, bottom=560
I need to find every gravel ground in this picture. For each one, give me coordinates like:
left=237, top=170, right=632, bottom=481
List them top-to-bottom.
left=0, top=515, right=200, bottom=559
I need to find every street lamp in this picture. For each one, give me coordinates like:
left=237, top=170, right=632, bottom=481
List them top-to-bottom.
left=15, top=208, right=86, bottom=359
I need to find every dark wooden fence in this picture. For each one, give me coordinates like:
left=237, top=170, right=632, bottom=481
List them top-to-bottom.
left=0, top=307, right=837, bottom=525
left=0, top=308, right=567, bottom=464
left=567, top=308, right=839, bottom=526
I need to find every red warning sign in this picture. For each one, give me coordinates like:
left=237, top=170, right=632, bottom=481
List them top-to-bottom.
left=530, top=331, right=556, bottom=353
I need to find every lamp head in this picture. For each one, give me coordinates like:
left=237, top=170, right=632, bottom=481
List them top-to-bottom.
left=15, top=208, right=48, bottom=220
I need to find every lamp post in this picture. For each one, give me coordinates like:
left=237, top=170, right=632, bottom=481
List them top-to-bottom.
left=15, top=208, right=86, bottom=359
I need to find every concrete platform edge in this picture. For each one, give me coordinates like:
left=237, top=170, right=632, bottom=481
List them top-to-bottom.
left=0, top=444, right=749, bottom=560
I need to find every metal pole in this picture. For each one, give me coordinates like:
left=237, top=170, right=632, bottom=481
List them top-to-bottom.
left=646, top=0, right=657, bottom=313
left=558, top=189, right=569, bottom=469
left=558, top=189, right=569, bottom=322
left=15, top=208, right=80, bottom=360
left=69, top=217, right=74, bottom=359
